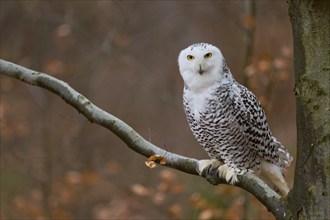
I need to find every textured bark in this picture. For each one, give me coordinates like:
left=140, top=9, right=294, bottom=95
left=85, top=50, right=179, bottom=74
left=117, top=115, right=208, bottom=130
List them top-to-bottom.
left=288, top=0, right=330, bottom=219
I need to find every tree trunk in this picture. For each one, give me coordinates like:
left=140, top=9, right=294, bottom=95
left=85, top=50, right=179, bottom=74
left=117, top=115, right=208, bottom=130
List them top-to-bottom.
left=288, top=0, right=330, bottom=219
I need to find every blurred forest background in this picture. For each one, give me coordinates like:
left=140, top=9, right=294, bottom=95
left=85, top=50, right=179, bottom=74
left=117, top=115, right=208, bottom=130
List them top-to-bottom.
left=1, top=1, right=296, bottom=220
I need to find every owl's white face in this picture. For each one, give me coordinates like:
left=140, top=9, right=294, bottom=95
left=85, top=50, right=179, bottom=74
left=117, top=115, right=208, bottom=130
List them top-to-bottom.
left=178, top=43, right=227, bottom=92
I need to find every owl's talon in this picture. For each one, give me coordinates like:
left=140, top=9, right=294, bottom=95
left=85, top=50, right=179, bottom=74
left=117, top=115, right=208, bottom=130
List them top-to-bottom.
left=197, top=159, right=222, bottom=175
left=197, top=159, right=222, bottom=185
left=197, top=160, right=239, bottom=185
left=218, top=164, right=238, bottom=184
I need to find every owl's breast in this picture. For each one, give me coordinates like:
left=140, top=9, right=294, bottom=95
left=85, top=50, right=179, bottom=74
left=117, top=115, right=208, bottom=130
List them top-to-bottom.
left=183, top=87, right=232, bottom=146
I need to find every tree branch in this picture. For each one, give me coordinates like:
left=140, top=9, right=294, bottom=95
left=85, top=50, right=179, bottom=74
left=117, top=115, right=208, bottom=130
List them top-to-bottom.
left=0, top=59, right=289, bottom=219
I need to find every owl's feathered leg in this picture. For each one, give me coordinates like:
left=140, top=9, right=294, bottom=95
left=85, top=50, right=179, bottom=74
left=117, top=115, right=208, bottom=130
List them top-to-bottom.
left=197, top=159, right=238, bottom=184
left=260, top=160, right=290, bottom=196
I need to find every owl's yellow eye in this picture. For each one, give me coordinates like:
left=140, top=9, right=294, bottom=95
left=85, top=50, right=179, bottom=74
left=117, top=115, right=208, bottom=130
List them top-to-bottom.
left=204, top=53, right=212, bottom=59
left=187, top=55, right=195, bottom=60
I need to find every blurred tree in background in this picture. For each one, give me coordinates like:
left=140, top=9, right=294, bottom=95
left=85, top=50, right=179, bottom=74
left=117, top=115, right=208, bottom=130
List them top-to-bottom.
left=0, top=1, right=299, bottom=219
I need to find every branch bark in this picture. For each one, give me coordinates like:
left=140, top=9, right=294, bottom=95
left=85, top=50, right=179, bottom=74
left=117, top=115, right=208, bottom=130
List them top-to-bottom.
left=0, top=59, right=289, bottom=219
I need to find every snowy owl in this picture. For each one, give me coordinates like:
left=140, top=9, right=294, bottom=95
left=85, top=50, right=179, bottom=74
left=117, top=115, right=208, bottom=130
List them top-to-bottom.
left=178, top=43, right=292, bottom=196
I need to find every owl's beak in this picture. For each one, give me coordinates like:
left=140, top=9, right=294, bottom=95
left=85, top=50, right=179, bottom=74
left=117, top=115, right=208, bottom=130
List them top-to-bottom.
left=198, top=64, right=204, bottom=75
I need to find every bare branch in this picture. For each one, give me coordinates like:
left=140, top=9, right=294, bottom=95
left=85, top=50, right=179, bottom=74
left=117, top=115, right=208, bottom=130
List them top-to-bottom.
left=0, top=59, right=289, bottom=219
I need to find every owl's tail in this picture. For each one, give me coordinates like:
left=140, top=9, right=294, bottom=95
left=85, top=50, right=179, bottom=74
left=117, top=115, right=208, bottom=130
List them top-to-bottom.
left=261, top=137, right=293, bottom=196
left=260, top=160, right=290, bottom=196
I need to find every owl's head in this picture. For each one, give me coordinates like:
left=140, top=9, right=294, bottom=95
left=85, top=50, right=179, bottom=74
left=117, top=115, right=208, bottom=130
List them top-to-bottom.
left=178, top=43, right=232, bottom=92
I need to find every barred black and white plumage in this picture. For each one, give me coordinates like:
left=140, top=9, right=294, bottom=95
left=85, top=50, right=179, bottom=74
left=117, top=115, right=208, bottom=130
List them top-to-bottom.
left=178, top=43, right=292, bottom=196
